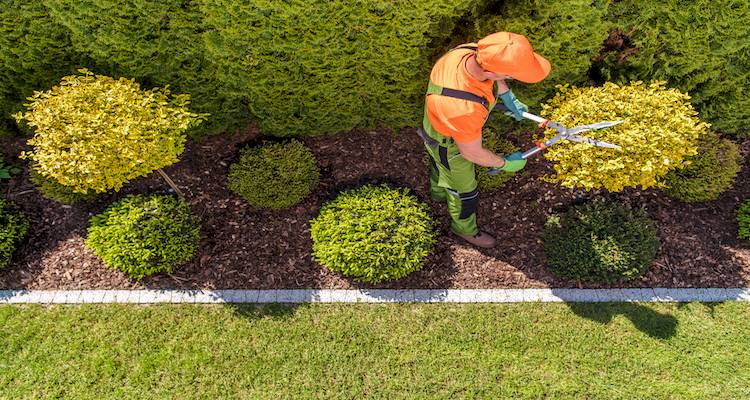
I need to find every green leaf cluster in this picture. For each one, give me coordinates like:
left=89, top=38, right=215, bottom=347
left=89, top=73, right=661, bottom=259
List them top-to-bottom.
left=42, top=0, right=247, bottom=138
left=200, top=0, right=484, bottom=136
left=472, top=0, right=610, bottom=110
left=597, top=0, right=750, bottom=135
left=0, top=1, right=86, bottom=136
left=16, top=69, right=205, bottom=194
left=540, top=81, right=709, bottom=192
left=477, top=129, right=518, bottom=190
left=663, top=132, right=743, bottom=202
left=228, top=140, right=320, bottom=209
left=0, top=155, right=21, bottom=180
left=28, top=163, right=98, bottom=204
left=310, top=184, right=437, bottom=283
left=86, top=194, right=200, bottom=279
left=0, top=198, right=29, bottom=269
left=543, top=199, right=659, bottom=284
left=739, top=200, right=750, bottom=241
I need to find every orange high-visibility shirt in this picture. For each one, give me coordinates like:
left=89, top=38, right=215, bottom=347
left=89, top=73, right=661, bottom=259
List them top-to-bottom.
left=426, top=45, right=495, bottom=143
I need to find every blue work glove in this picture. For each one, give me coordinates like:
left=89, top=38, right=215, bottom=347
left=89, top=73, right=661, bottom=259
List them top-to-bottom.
left=499, top=90, right=528, bottom=121
left=488, top=152, right=527, bottom=175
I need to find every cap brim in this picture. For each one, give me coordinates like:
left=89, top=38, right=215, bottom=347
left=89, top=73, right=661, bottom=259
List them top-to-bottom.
left=513, top=53, right=551, bottom=84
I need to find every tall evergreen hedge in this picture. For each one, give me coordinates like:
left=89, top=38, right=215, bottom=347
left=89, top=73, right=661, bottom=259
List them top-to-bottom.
left=42, top=0, right=248, bottom=137
left=200, top=0, right=484, bottom=136
left=596, top=0, right=750, bottom=135
left=0, top=1, right=84, bottom=136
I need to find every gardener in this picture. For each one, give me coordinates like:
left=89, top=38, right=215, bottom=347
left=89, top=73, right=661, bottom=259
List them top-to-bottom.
left=419, top=32, right=550, bottom=248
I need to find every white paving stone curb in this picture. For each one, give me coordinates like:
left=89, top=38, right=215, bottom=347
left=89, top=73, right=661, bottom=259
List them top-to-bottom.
left=0, top=288, right=749, bottom=304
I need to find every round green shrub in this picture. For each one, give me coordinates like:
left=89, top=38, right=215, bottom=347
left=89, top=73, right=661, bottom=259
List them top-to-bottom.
left=477, top=129, right=519, bottom=190
left=663, top=132, right=743, bottom=202
left=228, top=140, right=320, bottom=209
left=29, top=163, right=98, bottom=204
left=310, top=184, right=437, bottom=283
left=86, top=194, right=200, bottom=279
left=0, top=198, right=29, bottom=269
left=543, top=199, right=659, bottom=283
left=739, top=200, right=750, bottom=241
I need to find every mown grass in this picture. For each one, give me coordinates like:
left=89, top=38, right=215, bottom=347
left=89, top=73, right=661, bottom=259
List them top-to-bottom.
left=1, top=302, right=748, bottom=399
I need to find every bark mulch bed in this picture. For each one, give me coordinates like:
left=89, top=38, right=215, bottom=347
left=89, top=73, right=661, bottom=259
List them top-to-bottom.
left=1, top=127, right=749, bottom=290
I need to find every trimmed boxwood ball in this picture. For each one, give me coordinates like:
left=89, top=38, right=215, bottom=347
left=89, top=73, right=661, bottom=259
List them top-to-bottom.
left=663, top=132, right=743, bottom=202
left=228, top=140, right=319, bottom=209
left=310, top=184, right=437, bottom=283
left=86, top=194, right=200, bottom=279
left=0, top=198, right=29, bottom=269
left=543, top=199, right=658, bottom=283
left=739, top=200, right=750, bottom=241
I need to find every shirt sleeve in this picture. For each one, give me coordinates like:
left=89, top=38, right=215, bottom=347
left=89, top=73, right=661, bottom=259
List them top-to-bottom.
left=426, top=95, right=488, bottom=143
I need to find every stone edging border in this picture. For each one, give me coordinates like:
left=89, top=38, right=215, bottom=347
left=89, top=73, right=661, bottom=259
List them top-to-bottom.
left=1, top=288, right=750, bottom=304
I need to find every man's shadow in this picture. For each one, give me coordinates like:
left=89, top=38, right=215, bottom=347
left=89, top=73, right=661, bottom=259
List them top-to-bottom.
left=565, top=302, right=678, bottom=339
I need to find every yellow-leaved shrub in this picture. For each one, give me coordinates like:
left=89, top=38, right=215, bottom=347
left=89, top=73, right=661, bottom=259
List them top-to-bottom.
left=16, top=69, right=206, bottom=193
left=539, top=81, right=709, bottom=192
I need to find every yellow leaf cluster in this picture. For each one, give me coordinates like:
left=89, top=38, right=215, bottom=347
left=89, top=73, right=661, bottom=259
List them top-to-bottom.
left=15, top=69, right=206, bottom=193
left=539, top=81, right=709, bottom=192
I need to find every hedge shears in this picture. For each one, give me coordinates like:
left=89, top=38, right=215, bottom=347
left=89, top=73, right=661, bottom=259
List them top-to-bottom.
left=488, top=105, right=623, bottom=175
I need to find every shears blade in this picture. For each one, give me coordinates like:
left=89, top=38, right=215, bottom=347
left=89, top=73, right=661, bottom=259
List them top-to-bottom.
left=565, top=135, right=621, bottom=149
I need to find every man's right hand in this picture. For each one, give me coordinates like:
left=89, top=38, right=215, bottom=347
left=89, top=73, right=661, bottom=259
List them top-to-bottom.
left=488, top=152, right=527, bottom=174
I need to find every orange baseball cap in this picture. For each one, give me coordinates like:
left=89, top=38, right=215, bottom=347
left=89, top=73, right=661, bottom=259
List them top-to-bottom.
left=476, top=32, right=551, bottom=83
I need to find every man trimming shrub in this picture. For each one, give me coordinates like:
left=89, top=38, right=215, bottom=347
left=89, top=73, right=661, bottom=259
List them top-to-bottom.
left=15, top=69, right=206, bottom=197
left=539, top=81, right=709, bottom=192
left=663, top=132, right=743, bottom=202
left=228, top=140, right=320, bottom=209
left=310, top=184, right=437, bottom=283
left=86, top=194, right=200, bottom=279
left=0, top=198, right=29, bottom=269
left=543, top=199, right=659, bottom=283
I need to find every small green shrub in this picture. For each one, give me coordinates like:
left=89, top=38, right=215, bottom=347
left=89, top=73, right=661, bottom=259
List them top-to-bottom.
left=477, top=129, right=519, bottom=190
left=663, top=132, right=743, bottom=202
left=228, top=140, right=320, bottom=209
left=0, top=155, right=20, bottom=180
left=29, top=163, right=97, bottom=204
left=310, top=184, right=437, bottom=283
left=86, top=194, right=200, bottom=279
left=0, top=198, right=29, bottom=269
left=543, top=199, right=659, bottom=283
left=739, top=200, right=750, bottom=241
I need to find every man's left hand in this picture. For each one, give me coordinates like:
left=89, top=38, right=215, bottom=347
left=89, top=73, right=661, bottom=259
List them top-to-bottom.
left=499, top=90, right=528, bottom=121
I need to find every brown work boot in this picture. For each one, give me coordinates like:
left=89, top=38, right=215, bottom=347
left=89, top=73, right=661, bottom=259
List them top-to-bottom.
left=454, top=230, right=497, bottom=248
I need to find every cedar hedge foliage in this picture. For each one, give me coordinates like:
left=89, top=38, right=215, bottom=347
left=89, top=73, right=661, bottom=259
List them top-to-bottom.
left=0, top=0, right=85, bottom=136
left=597, top=0, right=750, bottom=135
left=0, top=1, right=746, bottom=137
left=663, top=132, right=743, bottom=202
left=228, top=140, right=320, bottom=209
left=310, top=184, right=437, bottom=283
left=86, top=195, right=200, bottom=279
left=0, top=198, right=29, bottom=269
left=543, top=199, right=658, bottom=284
left=739, top=200, right=750, bottom=241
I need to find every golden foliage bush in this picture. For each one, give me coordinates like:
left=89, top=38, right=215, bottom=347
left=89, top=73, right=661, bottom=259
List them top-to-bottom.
left=16, top=69, right=206, bottom=193
left=539, top=81, right=709, bottom=192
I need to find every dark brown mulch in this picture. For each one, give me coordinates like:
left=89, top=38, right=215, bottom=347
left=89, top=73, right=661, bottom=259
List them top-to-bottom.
left=1, top=127, right=749, bottom=290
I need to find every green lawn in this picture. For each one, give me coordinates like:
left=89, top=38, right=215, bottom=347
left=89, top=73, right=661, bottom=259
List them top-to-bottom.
left=1, top=302, right=749, bottom=399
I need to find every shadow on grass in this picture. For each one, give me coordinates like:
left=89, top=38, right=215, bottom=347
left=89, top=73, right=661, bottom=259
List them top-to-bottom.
left=566, top=302, right=678, bottom=339
left=226, top=303, right=304, bottom=321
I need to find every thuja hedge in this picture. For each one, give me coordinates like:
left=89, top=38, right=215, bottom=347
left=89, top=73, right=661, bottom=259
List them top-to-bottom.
left=200, top=0, right=485, bottom=136
left=597, top=0, right=750, bottom=135
left=0, top=1, right=85, bottom=136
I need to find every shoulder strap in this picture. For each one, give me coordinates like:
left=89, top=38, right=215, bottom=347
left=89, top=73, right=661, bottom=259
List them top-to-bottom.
left=427, top=81, right=489, bottom=109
